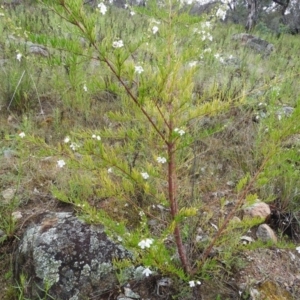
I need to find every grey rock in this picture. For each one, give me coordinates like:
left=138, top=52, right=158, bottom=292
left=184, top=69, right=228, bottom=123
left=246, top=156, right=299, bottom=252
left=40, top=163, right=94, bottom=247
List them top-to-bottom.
left=232, top=33, right=274, bottom=55
left=28, top=44, right=49, bottom=57
left=276, top=106, right=294, bottom=117
left=282, top=133, right=300, bottom=148
left=3, top=149, right=17, bottom=159
left=13, top=212, right=132, bottom=300
left=256, top=224, right=277, bottom=243
left=0, top=229, right=6, bottom=238
left=124, top=285, right=140, bottom=298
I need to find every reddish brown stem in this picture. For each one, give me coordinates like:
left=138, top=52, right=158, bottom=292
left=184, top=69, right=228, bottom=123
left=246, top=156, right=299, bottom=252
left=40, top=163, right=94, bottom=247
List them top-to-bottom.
left=168, top=122, right=191, bottom=274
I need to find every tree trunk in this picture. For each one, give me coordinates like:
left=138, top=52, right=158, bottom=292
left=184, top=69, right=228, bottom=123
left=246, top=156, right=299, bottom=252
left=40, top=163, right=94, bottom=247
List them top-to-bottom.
left=246, top=0, right=257, bottom=31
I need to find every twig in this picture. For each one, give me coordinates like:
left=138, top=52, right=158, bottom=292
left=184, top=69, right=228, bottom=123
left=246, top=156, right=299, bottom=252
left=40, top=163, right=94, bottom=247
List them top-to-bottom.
left=7, top=70, right=26, bottom=111
left=29, top=73, right=45, bottom=118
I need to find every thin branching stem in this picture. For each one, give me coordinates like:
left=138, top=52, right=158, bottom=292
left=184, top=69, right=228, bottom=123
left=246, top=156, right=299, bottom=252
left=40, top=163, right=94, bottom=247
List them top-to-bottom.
left=193, top=155, right=272, bottom=274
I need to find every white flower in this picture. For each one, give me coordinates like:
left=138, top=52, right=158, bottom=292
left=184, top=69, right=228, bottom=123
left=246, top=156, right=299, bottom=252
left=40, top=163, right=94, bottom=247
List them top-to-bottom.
left=180, top=0, right=194, bottom=4
left=98, top=2, right=107, bottom=15
left=216, top=7, right=227, bottom=20
left=130, top=11, right=136, bottom=16
left=201, top=21, right=211, bottom=29
left=152, top=26, right=159, bottom=34
left=201, top=32, right=213, bottom=41
left=112, top=39, right=124, bottom=48
left=204, top=48, right=212, bottom=53
left=16, top=53, right=22, bottom=62
left=214, top=53, right=220, bottom=59
left=188, top=61, right=198, bottom=68
left=134, top=65, right=144, bottom=74
left=83, top=84, right=88, bottom=92
left=174, top=128, right=185, bottom=136
left=19, top=132, right=26, bottom=138
left=92, top=134, right=101, bottom=140
left=64, top=136, right=70, bottom=143
left=70, top=142, right=80, bottom=151
left=157, top=156, right=167, bottom=164
left=57, top=159, right=66, bottom=168
left=107, top=167, right=113, bottom=173
left=141, top=172, right=149, bottom=179
left=139, top=211, right=145, bottom=217
left=138, top=238, right=154, bottom=249
left=296, top=246, right=300, bottom=253
left=142, top=267, right=152, bottom=277
left=189, top=280, right=201, bottom=287
left=189, top=281, right=195, bottom=287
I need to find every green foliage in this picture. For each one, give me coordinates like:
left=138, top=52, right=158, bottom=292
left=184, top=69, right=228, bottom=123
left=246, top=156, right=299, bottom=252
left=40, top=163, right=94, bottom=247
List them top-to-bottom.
left=256, top=102, right=300, bottom=211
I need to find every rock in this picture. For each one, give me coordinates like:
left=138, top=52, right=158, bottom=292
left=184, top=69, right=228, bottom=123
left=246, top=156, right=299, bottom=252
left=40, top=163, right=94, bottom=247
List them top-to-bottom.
left=232, top=33, right=274, bottom=56
left=28, top=44, right=49, bottom=57
left=276, top=106, right=294, bottom=117
left=282, top=133, right=300, bottom=148
left=3, top=149, right=18, bottom=159
left=1, top=188, right=16, bottom=203
left=243, top=200, right=271, bottom=221
left=12, top=211, right=22, bottom=220
left=13, top=211, right=132, bottom=300
left=256, top=224, right=277, bottom=243
left=0, top=229, right=5, bottom=238
left=240, top=236, right=254, bottom=244
left=258, top=280, right=293, bottom=300
left=124, top=285, right=140, bottom=298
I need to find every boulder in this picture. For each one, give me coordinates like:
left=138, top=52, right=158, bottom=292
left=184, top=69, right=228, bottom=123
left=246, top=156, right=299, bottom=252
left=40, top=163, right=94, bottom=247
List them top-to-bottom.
left=232, top=33, right=274, bottom=55
left=243, top=201, right=271, bottom=221
left=13, top=211, right=132, bottom=300
left=256, top=224, right=277, bottom=243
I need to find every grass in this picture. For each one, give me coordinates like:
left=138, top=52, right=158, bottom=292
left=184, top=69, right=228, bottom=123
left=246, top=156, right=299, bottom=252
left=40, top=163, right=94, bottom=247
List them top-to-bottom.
left=0, top=1, right=300, bottom=299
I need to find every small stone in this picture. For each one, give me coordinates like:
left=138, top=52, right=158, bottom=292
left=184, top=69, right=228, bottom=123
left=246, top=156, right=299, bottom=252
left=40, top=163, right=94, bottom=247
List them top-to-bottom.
left=28, top=44, right=49, bottom=57
left=276, top=106, right=294, bottom=117
left=3, top=149, right=17, bottom=159
left=226, top=181, right=235, bottom=187
left=2, top=188, right=16, bottom=203
left=12, top=211, right=22, bottom=220
left=148, top=219, right=158, bottom=226
left=256, top=224, right=277, bottom=243
left=0, top=229, right=5, bottom=238
left=240, top=236, right=254, bottom=243
left=124, top=286, right=140, bottom=299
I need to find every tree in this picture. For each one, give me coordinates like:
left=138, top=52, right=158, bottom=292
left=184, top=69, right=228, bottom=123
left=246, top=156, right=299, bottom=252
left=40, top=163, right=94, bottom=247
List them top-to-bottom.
left=246, top=0, right=257, bottom=30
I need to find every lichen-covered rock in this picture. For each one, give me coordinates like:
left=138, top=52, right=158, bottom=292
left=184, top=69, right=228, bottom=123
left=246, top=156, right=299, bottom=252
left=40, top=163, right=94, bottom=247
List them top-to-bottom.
left=13, top=212, right=132, bottom=300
